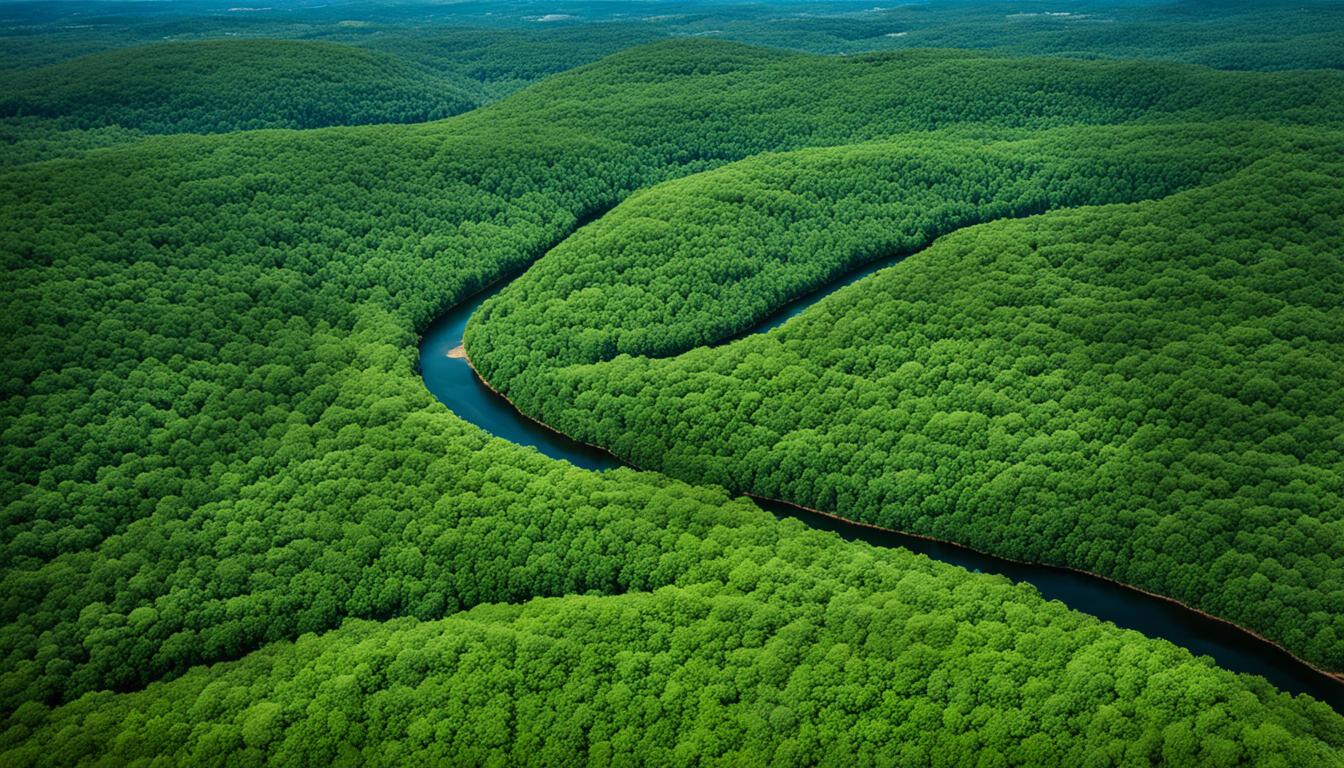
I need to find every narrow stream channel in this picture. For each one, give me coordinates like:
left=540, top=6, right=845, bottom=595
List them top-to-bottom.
left=419, top=255, right=1344, bottom=712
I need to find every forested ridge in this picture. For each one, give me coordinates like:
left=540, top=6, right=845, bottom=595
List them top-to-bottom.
left=6, top=30, right=1344, bottom=169
left=4, top=35, right=1344, bottom=765
left=0, top=37, right=493, bottom=167
left=0, top=39, right=480, bottom=134
left=466, top=123, right=1302, bottom=367
left=470, top=143, right=1344, bottom=674
left=8, top=552, right=1344, bottom=766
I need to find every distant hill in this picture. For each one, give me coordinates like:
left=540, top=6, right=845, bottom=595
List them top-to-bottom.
left=0, top=39, right=480, bottom=133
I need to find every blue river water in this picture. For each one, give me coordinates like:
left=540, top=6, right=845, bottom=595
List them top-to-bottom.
left=419, top=255, right=1344, bottom=712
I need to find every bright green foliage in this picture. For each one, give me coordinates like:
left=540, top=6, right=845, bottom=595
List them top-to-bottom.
left=4, top=37, right=1344, bottom=763
left=0, top=39, right=479, bottom=134
left=0, top=120, right=637, bottom=706
left=468, top=124, right=1289, bottom=370
left=471, top=145, right=1344, bottom=673
left=5, top=541, right=1344, bottom=767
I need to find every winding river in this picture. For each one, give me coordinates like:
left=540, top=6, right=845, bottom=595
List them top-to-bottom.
left=420, top=248, right=1344, bottom=711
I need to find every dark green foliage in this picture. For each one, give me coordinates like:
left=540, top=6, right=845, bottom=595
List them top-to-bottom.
left=764, top=0, right=1344, bottom=71
left=6, top=1, right=1344, bottom=74
left=6, top=1, right=1343, bottom=170
left=360, top=24, right=667, bottom=100
left=0, top=39, right=479, bottom=133
left=0, top=118, right=145, bottom=168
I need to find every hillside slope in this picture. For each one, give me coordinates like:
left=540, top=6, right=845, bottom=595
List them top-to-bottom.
left=0, top=39, right=479, bottom=134
left=470, top=141, right=1344, bottom=673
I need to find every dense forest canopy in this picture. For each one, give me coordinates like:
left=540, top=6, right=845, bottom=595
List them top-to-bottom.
left=3, top=0, right=1342, bottom=167
left=5, top=1, right=1344, bottom=72
left=3, top=2, right=1344, bottom=764
left=0, top=39, right=481, bottom=133
left=466, top=123, right=1311, bottom=366
left=469, top=140, right=1344, bottom=673
left=8, top=558, right=1344, bottom=766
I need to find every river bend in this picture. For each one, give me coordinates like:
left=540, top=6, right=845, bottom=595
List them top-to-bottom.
left=419, top=243, right=1344, bottom=712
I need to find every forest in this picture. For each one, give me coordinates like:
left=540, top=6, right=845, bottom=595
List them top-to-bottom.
left=3, top=1, right=1344, bottom=765
left=0, top=40, right=480, bottom=133
left=471, top=139, right=1344, bottom=672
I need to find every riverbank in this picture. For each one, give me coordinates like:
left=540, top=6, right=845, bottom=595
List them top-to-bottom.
left=414, top=229, right=1344, bottom=708
left=454, top=341, right=1344, bottom=694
